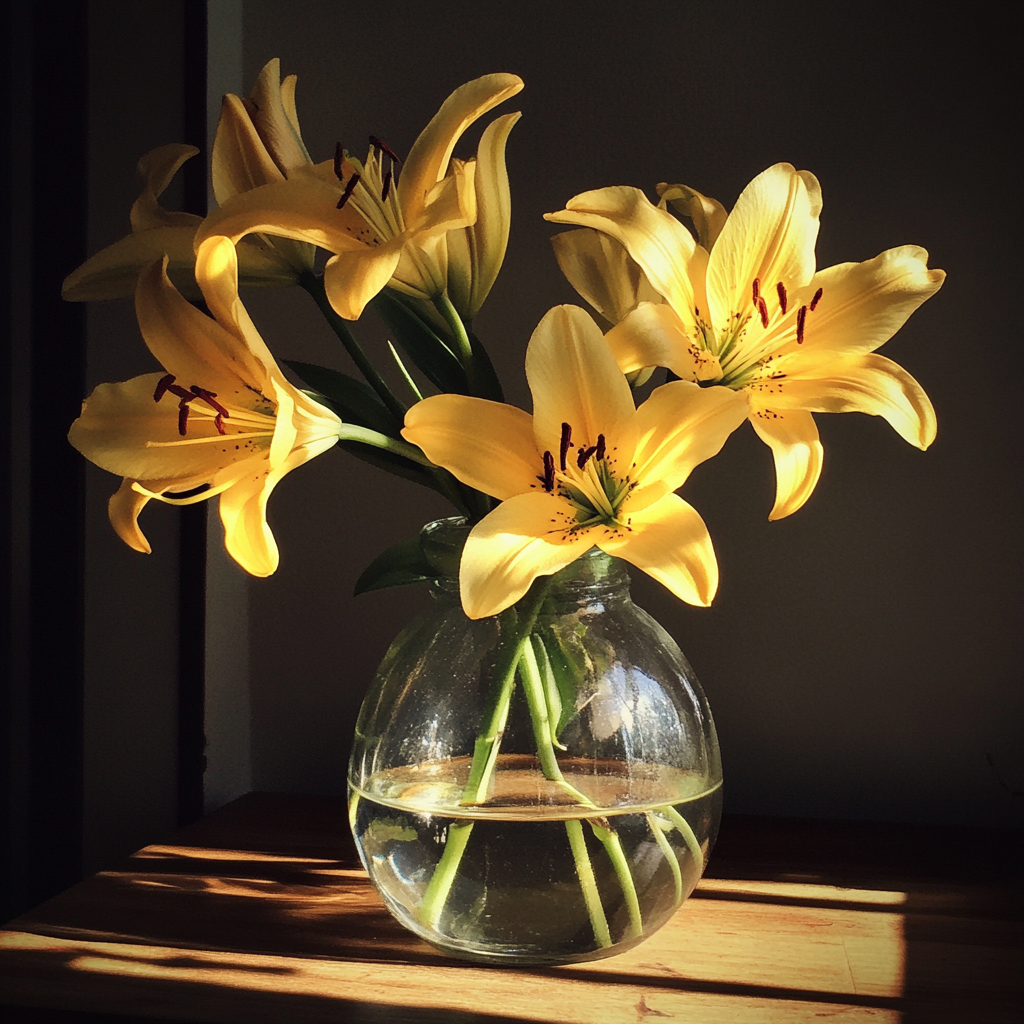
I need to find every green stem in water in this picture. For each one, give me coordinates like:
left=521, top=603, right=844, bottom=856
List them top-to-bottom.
left=301, top=272, right=406, bottom=423
left=662, top=805, right=704, bottom=877
left=646, top=812, right=684, bottom=905
left=565, top=819, right=611, bottom=948
left=589, top=820, right=643, bottom=939
left=419, top=822, right=474, bottom=930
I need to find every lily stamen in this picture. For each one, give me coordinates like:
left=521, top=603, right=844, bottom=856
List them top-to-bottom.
left=333, top=141, right=345, bottom=181
left=337, top=172, right=360, bottom=210
left=752, top=278, right=760, bottom=306
left=776, top=281, right=788, bottom=314
left=810, top=287, right=823, bottom=311
left=757, top=296, right=769, bottom=328
left=796, top=305, right=808, bottom=343
left=154, top=373, right=176, bottom=402
left=559, top=422, right=572, bottom=471
left=595, top=434, right=606, bottom=460
left=577, top=445, right=597, bottom=469
left=541, top=450, right=555, bottom=491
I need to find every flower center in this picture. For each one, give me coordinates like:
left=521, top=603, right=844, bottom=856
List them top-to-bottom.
left=333, top=136, right=404, bottom=244
left=154, top=374, right=230, bottom=436
left=538, top=422, right=634, bottom=532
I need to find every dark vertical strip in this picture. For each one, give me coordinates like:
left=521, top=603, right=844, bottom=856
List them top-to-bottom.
left=177, top=0, right=210, bottom=826
left=27, top=3, right=89, bottom=904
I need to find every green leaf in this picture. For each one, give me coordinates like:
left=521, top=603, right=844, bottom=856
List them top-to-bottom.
left=370, top=291, right=470, bottom=394
left=468, top=327, right=504, bottom=403
left=285, top=360, right=402, bottom=436
left=337, top=439, right=447, bottom=497
left=354, top=535, right=437, bottom=596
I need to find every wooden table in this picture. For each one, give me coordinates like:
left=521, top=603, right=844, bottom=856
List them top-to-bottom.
left=1, top=794, right=1021, bottom=1023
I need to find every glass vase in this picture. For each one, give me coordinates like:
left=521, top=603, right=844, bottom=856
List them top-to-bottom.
left=348, top=519, right=722, bottom=965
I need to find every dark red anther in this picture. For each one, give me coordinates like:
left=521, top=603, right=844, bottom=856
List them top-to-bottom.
left=369, top=135, right=401, bottom=164
left=333, top=142, right=345, bottom=181
left=381, top=169, right=393, bottom=202
left=337, top=172, right=360, bottom=209
left=752, top=278, right=760, bottom=305
left=776, top=281, right=788, bottom=314
left=810, top=287, right=823, bottom=311
left=757, top=296, right=769, bottom=328
left=796, top=305, right=807, bottom=343
left=154, top=373, right=176, bottom=402
left=166, top=383, right=193, bottom=400
left=190, top=386, right=229, bottom=420
left=177, top=401, right=190, bottom=436
left=213, top=414, right=226, bottom=435
left=559, top=422, right=572, bottom=472
left=595, top=434, right=606, bottom=461
left=577, top=445, right=597, bottom=469
left=542, top=451, right=555, bottom=492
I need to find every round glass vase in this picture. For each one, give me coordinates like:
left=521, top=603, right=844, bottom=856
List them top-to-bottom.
left=348, top=519, right=722, bottom=965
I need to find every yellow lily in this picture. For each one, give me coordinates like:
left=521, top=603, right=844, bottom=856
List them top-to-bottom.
left=63, top=60, right=316, bottom=302
left=197, top=73, right=524, bottom=320
left=546, top=164, right=945, bottom=519
left=68, top=236, right=342, bottom=576
left=402, top=305, right=747, bottom=618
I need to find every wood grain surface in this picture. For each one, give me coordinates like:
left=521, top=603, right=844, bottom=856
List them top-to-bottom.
left=1, top=794, right=1021, bottom=1023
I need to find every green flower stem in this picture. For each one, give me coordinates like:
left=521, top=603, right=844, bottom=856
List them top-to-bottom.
left=300, top=272, right=407, bottom=422
left=431, top=291, right=474, bottom=365
left=337, top=423, right=434, bottom=466
left=415, top=581, right=551, bottom=931
left=662, top=805, right=704, bottom=878
left=647, top=812, right=684, bottom=905
left=565, top=819, right=611, bottom=948
left=589, top=820, right=643, bottom=939
left=419, top=822, right=474, bottom=929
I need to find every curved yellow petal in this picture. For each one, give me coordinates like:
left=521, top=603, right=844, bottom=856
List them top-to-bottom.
left=246, top=58, right=311, bottom=177
left=399, top=73, right=524, bottom=225
left=212, top=92, right=285, bottom=204
left=446, top=110, right=521, bottom=319
left=130, top=144, right=202, bottom=231
left=706, top=163, right=820, bottom=331
left=656, top=181, right=728, bottom=251
left=546, top=186, right=708, bottom=333
left=62, top=224, right=201, bottom=301
left=550, top=228, right=652, bottom=325
left=323, top=242, right=404, bottom=320
left=789, top=246, right=946, bottom=357
left=135, top=258, right=269, bottom=400
left=605, top=302, right=722, bottom=382
left=525, top=305, right=637, bottom=462
left=769, top=352, right=937, bottom=449
left=68, top=372, right=274, bottom=483
left=628, top=381, right=748, bottom=510
left=403, top=394, right=539, bottom=499
left=748, top=406, right=824, bottom=520
left=216, top=459, right=279, bottom=577
left=108, top=479, right=154, bottom=554
left=460, top=492, right=593, bottom=618
left=600, top=493, right=718, bottom=606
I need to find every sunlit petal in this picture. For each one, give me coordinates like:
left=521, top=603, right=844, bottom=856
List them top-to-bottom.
left=400, top=73, right=524, bottom=225
left=212, top=93, right=285, bottom=204
left=706, top=163, right=820, bottom=330
left=656, top=181, right=728, bottom=251
left=547, top=187, right=708, bottom=332
left=323, top=243, right=405, bottom=320
left=606, top=302, right=722, bottom=382
left=526, top=305, right=637, bottom=459
left=769, top=352, right=936, bottom=449
left=628, top=381, right=748, bottom=509
left=403, top=395, right=539, bottom=499
left=748, top=406, right=824, bottom=520
left=108, top=479, right=154, bottom=554
left=460, top=492, right=594, bottom=618
left=601, top=493, right=718, bottom=606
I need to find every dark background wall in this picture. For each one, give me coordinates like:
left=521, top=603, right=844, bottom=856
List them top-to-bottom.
left=3, top=0, right=1020, bottom=915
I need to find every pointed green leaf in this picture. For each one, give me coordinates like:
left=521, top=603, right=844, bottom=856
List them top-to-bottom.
left=354, top=534, right=437, bottom=595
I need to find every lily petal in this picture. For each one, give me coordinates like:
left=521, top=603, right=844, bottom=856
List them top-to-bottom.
left=399, top=73, right=524, bottom=226
left=212, top=93, right=285, bottom=204
left=446, top=110, right=521, bottom=319
left=130, top=144, right=202, bottom=231
left=706, top=163, right=821, bottom=330
left=656, top=181, right=728, bottom=251
left=546, top=186, right=708, bottom=333
left=550, top=228, right=654, bottom=325
left=323, top=243, right=405, bottom=320
left=790, top=246, right=946, bottom=357
left=606, top=302, right=722, bottom=382
left=525, top=305, right=637, bottom=460
left=768, top=352, right=937, bottom=449
left=628, top=381, right=748, bottom=509
left=403, top=394, right=539, bottom=500
left=748, top=406, right=824, bottom=520
left=108, top=479, right=155, bottom=554
left=460, top=491, right=594, bottom=618
left=600, top=493, right=718, bottom=606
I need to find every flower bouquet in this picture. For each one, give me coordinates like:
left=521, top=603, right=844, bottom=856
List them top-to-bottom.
left=66, top=62, right=943, bottom=963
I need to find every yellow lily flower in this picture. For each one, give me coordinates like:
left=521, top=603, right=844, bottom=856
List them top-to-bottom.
left=63, top=60, right=317, bottom=302
left=197, top=73, right=524, bottom=320
left=546, top=164, right=945, bottom=519
left=68, top=237, right=342, bottom=576
left=402, top=304, right=748, bottom=619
